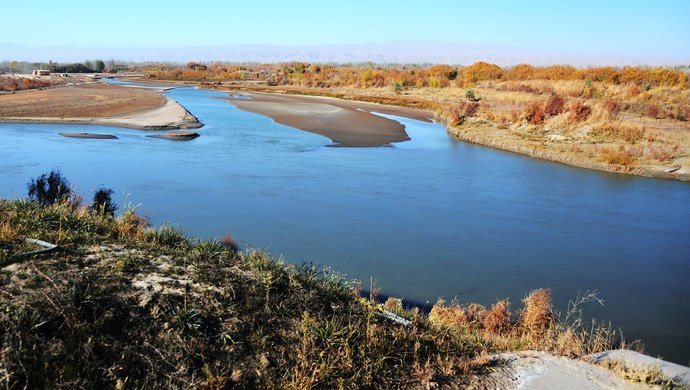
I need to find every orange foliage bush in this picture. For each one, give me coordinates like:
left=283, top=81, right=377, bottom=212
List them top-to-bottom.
left=143, top=61, right=689, bottom=90
left=463, top=61, right=506, bottom=86
left=507, top=64, right=536, bottom=80
left=544, top=95, right=565, bottom=116
left=602, top=100, right=620, bottom=118
left=444, top=101, right=480, bottom=126
left=524, top=101, right=546, bottom=125
left=568, top=101, right=592, bottom=123
left=645, top=104, right=662, bottom=119
left=599, top=146, right=637, bottom=166
left=520, top=289, right=554, bottom=338
left=429, top=299, right=467, bottom=329
left=482, top=300, right=512, bottom=335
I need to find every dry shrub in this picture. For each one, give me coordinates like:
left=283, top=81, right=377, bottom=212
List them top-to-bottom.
left=496, top=82, right=549, bottom=95
left=580, top=83, right=598, bottom=99
left=625, top=83, right=641, bottom=97
left=544, top=95, right=565, bottom=116
left=523, top=100, right=546, bottom=125
left=602, top=100, right=620, bottom=118
left=444, top=101, right=480, bottom=126
left=568, top=101, right=592, bottom=123
left=645, top=104, right=662, bottom=119
left=677, top=105, right=690, bottom=121
left=510, top=109, right=521, bottom=123
left=592, top=122, right=645, bottom=143
left=650, top=145, right=678, bottom=162
left=599, top=146, right=635, bottom=166
left=116, top=210, right=150, bottom=240
left=0, top=222, right=21, bottom=242
left=220, top=234, right=239, bottom=253
left=520, top=289, right=555, bottom=339
left=383, top=297, right=403, bottom=312
left=429, top=299, right=467, bottom=329
left=482, top=300, right=512, bottom=335
left=465, top=303, right=487, bottom=327
left=552, top=328, right=585, bottom=357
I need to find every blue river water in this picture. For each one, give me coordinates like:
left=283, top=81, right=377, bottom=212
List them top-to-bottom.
left=1, top=85, right=689, bottom=364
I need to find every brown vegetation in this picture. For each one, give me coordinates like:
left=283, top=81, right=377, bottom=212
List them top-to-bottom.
left=0, top=76, right=58, bottom=92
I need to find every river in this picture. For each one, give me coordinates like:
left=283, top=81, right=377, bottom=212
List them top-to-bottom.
left=1, top=85, right=689, bottom=364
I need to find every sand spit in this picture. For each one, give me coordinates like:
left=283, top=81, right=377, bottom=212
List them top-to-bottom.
left=0, top=83, right=202, bottom=130
left=224, top=92, right=432, bottom=147
left=1, top=97, right=202, bottom=130
left=146, top=130, right=200, bottom=140
left=59, top=132, right=118, bottom=139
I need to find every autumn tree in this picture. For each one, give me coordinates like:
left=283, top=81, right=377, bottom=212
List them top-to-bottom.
left=463, top=61, right=505, bottom=86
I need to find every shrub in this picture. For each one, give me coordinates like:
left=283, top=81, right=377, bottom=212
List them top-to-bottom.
left=463, top=61, right=505, bottom=86
left=428, top=76, right=450, bottom=88
left=391, top=81, right=404, bottom=94
left=465, top=89, right=478, bottom=101
left=544, top=95, right=565, bottom=116
left=603, top=100, right=620, bottom=119
left=444, top=101, right=480, bottom=126
left=524, top=101, right=546, bottom=125
left=568, top=101, right=592, bottom=123
left=645, top=104, right=662, bottom=119
left=674, top=105, right=690, bottom=121
left=592, top=123, right=645, bottom=143
left=650, top=145, right=678, bottom=162
left=599, top=146, right=634, bottom=165
left=27, top=169, right=72, bottom=206
left=89, top=188, right=117, bottom=217
left=115, top=210, right=150, bottom=240
left=148, top=224, right=190, bottom=249
left=220, top=234, right=239, bottom=253
left=520, top=289, right=554, bottom=339
left=429, top=299, right=467, bottom=329
left=483, top=300, right=512, bottom=335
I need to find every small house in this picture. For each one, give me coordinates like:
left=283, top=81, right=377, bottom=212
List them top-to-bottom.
left=32, top=70, right=50, bottom=76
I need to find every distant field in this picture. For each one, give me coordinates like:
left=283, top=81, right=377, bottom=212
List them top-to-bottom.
left=0, top=83, right=165, bottom=118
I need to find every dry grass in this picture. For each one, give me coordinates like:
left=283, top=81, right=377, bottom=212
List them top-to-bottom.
left=592, top=122, right=646, bottom=143
left=599, top=145, right=638, bottom=166
left=594, top=359, right=685, bottom=388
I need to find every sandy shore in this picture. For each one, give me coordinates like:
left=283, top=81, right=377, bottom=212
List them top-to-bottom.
left=0, top=83, right=202, bottom=130
left=224, top=92, right=433, bottom=147
left=1, top=97, right=202, bottom=130
left=472, top=350, right=690, bottom=389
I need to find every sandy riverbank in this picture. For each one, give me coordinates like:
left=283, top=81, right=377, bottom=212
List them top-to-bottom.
left=0, top=83, right=202, bottom=130
left=224, top=92, right=432, bottom=147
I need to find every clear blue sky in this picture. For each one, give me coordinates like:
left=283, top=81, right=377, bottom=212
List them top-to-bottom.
left=2, top=0, right=688, bottom=59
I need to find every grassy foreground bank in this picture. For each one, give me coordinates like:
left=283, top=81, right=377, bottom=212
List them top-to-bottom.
left=1, top=195, right=629, bottom=388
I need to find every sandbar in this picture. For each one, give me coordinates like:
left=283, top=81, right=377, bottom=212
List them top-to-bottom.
left=0, top=83, right=202, bottom=130
left=224, top=92, right=433, bottom=147
left=146, top=131, right=200, bottom=141
left=59, top=132, right=118, bottom=139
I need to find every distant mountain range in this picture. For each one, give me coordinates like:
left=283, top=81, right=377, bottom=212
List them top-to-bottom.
left=1, top=41, right=688, bottom=67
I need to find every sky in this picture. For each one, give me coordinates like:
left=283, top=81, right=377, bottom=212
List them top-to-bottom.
left=2, top=0, right=689, bottom=63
